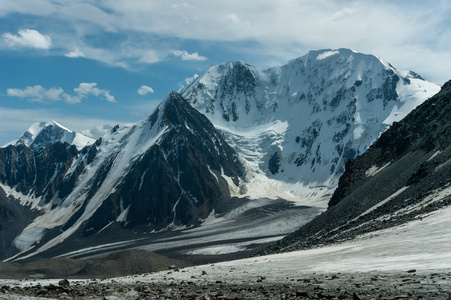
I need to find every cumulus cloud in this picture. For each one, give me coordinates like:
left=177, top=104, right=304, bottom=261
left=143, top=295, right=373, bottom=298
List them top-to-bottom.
left=3, top=29, right=52, bottom=50
left=65, top=48, right=85, bottom=58
left=170, top=50, right=207, bottom=61
left=176, top=74, right=199, bottom=92
left=184, top=74, right=199, bottom=86
left=74, top=82, right=116, bottom=103
left=6, top=83, right=116, bottom=104
left=137, top=85, right=154, bottom=95
left=7, top=86, right=66, bottom=103
left=82, top=124, right=114, bottom=138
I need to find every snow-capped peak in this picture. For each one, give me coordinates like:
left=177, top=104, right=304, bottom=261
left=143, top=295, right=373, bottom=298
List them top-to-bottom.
left=181, top=48, right=440, bottom=205
left=3, top=120, right=94, bottom=151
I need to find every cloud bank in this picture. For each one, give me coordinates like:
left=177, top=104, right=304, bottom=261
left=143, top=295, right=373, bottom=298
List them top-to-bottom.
left=1, top=1, right=450, bottom=83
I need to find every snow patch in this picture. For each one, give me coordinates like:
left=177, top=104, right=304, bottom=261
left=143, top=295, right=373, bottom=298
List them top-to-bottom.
left=316, top=50, right=339, bottom=60
left=366, top=162, right=390, bottom=177
left=0, top=183, right=42, bottom=209
left=116, top=204, right=130, bottom=223
left=13, top=226, right=46, bottom=252
left=184, top=236, right=282, bottom=255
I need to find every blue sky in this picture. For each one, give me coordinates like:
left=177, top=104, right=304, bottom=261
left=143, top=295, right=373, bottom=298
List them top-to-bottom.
left=1, top=0, right=450, bottom=146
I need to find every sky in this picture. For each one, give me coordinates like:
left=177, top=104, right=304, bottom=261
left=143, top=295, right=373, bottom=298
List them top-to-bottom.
left=1, top=0, right=450, bottom=146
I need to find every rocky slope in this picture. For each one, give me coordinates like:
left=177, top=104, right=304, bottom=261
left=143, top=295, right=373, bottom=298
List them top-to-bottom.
left=181, top=48, right=439, bottom=203
left=263, top=80, right=451, bottom=254
left=0, top=92, right=243, bottom=261
left=3, top=271, right=451, bottom=299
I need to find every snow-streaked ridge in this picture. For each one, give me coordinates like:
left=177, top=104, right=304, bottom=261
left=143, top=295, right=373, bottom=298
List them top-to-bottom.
left=9, top=115, right=169, bottom=260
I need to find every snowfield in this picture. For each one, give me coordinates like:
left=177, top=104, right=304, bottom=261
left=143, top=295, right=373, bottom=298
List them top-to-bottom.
left=128, top=200, right=451, bottom=284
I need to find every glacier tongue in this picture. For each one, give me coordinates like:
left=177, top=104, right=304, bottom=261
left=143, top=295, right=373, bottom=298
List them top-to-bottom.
left=182, top=48, right=440, bottom=206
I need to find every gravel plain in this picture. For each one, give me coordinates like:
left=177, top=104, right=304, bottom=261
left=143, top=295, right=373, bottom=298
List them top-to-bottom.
left=1, top=269, right=451, bottom=300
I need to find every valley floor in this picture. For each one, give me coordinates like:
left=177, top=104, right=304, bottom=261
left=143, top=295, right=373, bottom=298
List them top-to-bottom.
left=1, top=203, right=451, bottom=299
left=0, top=271, right=450, bottom=299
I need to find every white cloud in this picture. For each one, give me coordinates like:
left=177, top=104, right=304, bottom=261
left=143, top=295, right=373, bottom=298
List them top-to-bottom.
left=3, top=29, right=51, bottom=50
left=65, top=48, right=85, bottom=58
left=139, top=49, right=162, bottom=64
left=170, top=50, right=207, bottom=61
left=177, top=74, right=199, bottom=92
left=184, top=74, right=199, bottom=86
left=74, top=82, right=116, bottom=103
left=6, top=83, right=116, bottom=104
left=7, top=85, right=66, bottom=103
left=137, top=85, right=154, bottom=95
left=82, top=124, right=114, bottom=138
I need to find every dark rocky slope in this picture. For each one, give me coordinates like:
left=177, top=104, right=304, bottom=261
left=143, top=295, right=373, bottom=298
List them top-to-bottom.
left=262, top=80, right=451, bottom=254
left=83, top=92, right=244, bottom=234
left=0, top=187, right=39, bottom=259
left=0, top=249, right=189, bottom=279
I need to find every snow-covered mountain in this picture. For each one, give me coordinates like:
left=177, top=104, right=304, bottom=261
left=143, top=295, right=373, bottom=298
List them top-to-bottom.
left=181, top=48, right=440, bottom=204
left=0, top=49, right=441, bottom=262
left=264, top=79, right=451, bottom=254
left=0, top=92, right=242, bottom=261
left=3, top=120, right=94, bottom=151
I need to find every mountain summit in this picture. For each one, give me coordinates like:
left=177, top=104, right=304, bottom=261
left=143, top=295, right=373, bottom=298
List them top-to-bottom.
left=181, top=48, right=440, bottom=204
left=3, top=120, right=94, bottom=151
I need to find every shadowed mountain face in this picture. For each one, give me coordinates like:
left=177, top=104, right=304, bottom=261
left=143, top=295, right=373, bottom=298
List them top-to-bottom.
left=262, top=80, right=451, bottom=254
left=0, top=92, right=243, bottom=261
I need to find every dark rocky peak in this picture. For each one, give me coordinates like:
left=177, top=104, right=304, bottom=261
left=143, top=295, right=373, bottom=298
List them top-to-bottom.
left=440, top=79, right=451, bottom=91
left=81, top=91, right=243, bottom=235
left=157, top=91, right=243, bottom=177
left=160, top=91, right=200, bottom=127
left=0, top=141, right=80, bottom=200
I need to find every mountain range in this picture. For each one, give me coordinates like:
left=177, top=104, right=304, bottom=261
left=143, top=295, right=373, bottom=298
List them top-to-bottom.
left=0, top=48, right=443, bottom=263
left=181, top=48, right=438, bottom=203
